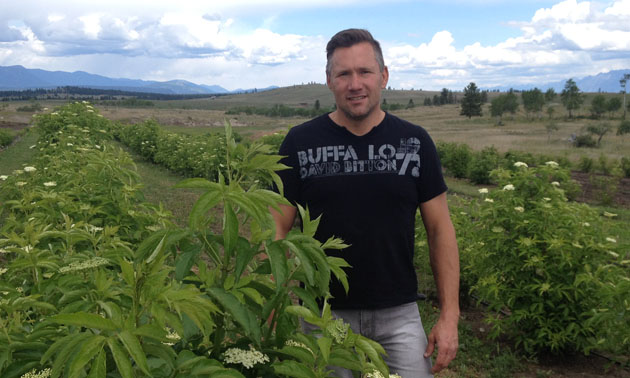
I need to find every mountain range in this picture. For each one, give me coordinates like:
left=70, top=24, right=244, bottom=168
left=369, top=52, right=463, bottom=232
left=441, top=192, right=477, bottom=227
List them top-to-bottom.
left=1, top=64, right=628, bottom=95
left=0, top=65, right=276, bottom=95
left=484, top=69, right=630, bottom=93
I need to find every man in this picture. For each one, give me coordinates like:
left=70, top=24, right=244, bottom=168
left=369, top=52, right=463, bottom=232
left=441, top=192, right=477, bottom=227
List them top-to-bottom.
left=271, top=28, right=459, bottom=377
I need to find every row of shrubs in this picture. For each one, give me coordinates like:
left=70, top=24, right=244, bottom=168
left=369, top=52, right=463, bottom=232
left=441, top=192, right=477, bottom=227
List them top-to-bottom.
left=111, top=120, right=230, bottom=181
left=437, top=141, right=630, bottom=186
left=415, top=163, right=629, bottom=357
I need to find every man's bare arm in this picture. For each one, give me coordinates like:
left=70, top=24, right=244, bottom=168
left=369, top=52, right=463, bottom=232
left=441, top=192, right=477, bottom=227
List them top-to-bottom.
left=419, top=192, right=460, bottom=373
left=270, top=204, right=297, bottom=240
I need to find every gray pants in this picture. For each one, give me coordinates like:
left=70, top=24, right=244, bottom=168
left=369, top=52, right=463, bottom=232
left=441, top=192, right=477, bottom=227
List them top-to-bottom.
left=302, top=301, right=433, bottom=378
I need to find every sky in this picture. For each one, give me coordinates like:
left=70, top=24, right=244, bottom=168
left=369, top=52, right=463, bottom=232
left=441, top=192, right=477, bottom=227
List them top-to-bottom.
left=1, top=0, right=629, bottom=91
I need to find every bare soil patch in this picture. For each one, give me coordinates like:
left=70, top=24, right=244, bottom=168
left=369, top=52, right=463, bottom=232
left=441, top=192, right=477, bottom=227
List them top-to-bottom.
left=572, top=171, right=630, bottom=208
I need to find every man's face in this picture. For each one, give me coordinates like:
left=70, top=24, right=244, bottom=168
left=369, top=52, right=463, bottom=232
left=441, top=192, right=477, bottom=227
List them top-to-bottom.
left=326, top=42, right=389, bottom=122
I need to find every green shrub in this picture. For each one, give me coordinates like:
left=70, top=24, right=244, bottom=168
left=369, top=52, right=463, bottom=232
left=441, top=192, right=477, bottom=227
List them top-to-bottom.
left=0, top=129, right=14, bottom=148
left=574, top=134, right=596, bottom=147
left=438, top=142, right=472, bottom=179
left=469, top=146, right=500, bottom=184
left=578, top=156, right=594, bottom=173
left=621, top=156, right=630, bottom=178
left=467, top=163, right=626, bottom=355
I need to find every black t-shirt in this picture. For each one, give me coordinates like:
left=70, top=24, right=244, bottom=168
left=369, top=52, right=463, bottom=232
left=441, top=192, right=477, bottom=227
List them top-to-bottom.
left=277, top=112, right=447, bottom=309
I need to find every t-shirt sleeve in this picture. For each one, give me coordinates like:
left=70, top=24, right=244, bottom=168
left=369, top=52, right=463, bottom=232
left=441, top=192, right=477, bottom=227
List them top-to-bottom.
left=275, top=131, right=302, bottom=206
left=417, top=132, right=448, bottom=203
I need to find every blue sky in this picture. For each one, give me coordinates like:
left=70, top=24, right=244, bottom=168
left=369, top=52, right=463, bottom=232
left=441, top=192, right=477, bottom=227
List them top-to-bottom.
left=1, top=0, right=629, bottom=90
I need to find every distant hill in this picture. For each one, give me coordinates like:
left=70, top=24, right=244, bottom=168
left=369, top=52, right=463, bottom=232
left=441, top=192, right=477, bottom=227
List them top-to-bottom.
left=0, top=65, right=239, bottom=95
left=484, top=69, right=630, bottom=93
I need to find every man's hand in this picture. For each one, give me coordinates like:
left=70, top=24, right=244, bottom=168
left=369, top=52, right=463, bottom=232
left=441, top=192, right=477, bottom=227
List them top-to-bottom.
left=424, top=316, right=458, bottom=373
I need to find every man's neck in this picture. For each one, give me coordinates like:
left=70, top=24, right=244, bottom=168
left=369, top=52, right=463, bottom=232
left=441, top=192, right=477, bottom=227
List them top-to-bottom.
left=329, top=109, right=386, bottom=136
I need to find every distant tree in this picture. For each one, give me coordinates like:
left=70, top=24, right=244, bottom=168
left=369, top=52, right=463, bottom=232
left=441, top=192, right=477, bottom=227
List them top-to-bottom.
left=560, top=79, right=584, bottom=118
left=460, top=82, right=483, bottom=119
left=440, top=88, right=449, bottom=105
left=521, top=88, right=545, bottom=119
left=545, top=88, right=557, bottom=103
left=504, top=89, right=519, bottom=116
left=480, top=90, right=488, bottom=104
left=448, top=91, right=455, bottom=104
left=433, top=94, right=440, bottom=106
left=590, top=94, right=607, bottom=119
left=490, top=95, right=507, bottom=125
left=424, top=97, right=432, bottom=106
left=606, top=97, right=622, bottom=117
left=406, top=98, right=415, bottom=109
left=314, top=99, right=320, bottom=110
left=546, top=106, right=556, bottom=119
left=617, top=120, right=630, bottom=136
left=545, top=121, right=559, bottom=142
left=586, top=123, right=611, bottom=146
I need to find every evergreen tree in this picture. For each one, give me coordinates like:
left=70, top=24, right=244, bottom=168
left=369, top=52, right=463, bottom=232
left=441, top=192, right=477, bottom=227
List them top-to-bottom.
left=460, top=82, right=483, bottom=118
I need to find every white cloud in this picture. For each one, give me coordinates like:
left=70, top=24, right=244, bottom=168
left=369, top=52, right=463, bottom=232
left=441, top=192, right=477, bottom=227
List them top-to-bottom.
left=0, top=0, right=629, bottom=90
left=384, top=0, right=630, bottom=89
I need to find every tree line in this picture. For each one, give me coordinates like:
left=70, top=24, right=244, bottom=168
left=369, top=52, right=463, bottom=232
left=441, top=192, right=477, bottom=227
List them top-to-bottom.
left=460, top=77, right=630, bottom=121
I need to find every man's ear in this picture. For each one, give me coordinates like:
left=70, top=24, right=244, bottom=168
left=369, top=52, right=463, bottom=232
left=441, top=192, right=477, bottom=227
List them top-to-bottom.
left=381, top=66, right=389, bottom=89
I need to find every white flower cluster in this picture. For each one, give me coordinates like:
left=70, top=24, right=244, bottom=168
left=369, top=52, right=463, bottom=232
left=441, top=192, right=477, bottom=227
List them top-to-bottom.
left=513, top=161, right=528, bottom=168
left=545, top=161, right=559, bottom=168
left=23, top=166, right=37, bottom=172
left=0, top=175, right=8, bottom=180
left=43, top=182, right=57, bottom=187
left=502, top=184, right=515, bottom=191
left=478, top=188, right=488, bottom=194
left=514, top=206, right=525, bottom=213
left=59, top=257, right=110, bottom=273
left=0, top=267, right=7, bottom=276
left=326, top=318, right=350, bottom=344
left=163, top=328, right=181, bottom=346
left=285, top=339, right=313, bottom=354
left=223, top=346, right=270, bottom=369
left=20, top=368, right=51, bottom=378
left=364, top=370, right=402, bottom=378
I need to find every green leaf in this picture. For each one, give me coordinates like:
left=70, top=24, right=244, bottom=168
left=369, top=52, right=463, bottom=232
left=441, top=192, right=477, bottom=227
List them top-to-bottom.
left=174, top=177, right=218, bottom=190
left=189, top=190, right=223, bottom=230
left=223, top=202, right=239, bottom=258
left=297, top=205, right=320, bottom=238
left=233, top=237, right=259, bottom=281
left=283, top=240, right=316, bottom=286
left=266, top=241, right=288, bottom=288
left=175, top=246, right=200, bottom=281
left=327, top=257, right=351, bottom=294
left=119, top=258, right=135, bottom=286
left=206, top=287, right=261, bottom=344
left=289, top=287, right=319, bottom=314
left=285, top=305, right=321, bottom=327
left=52, top=312, right=118, bottom=331
left=133, top=324, right=168, bottom=341
left=118, top=330, right=152, bottom=376
left=47, top=332, right=93, bottom=378
left=68, top=335, right=106, bottom=378
left=317, top=336, right=332, bottom=364
left=107, top=337, right=133, bottom=378
left=356, top=337, right=388, bottom=377
left=277, top=345, right=315, bottom=366
left=87, top=348, right=106, bottom=378
left=328, top=348, right=363, bottom=372
left=272, top=360, right=317, bottom=378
